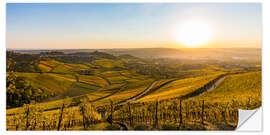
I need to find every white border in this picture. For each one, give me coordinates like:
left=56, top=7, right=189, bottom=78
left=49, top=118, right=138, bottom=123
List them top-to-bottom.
left=0, top=0, right=7, bottom=133
left=1, top=0, right=269, bottom=135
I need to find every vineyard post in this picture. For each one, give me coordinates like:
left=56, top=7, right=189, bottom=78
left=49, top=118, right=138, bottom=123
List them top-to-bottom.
left=246, top=98, right=250, bottom=110
left=179, top=99, right=183, bottom=126
left=110, top=100, right=113, bottom=125
left=201, top=100, right=204, bottom=124
left=154, top=101, right=159, bottom=128
left=186, top=101, right=189, bottom=120
left=128, top=102, right=133, bottom=126
left=223, top=102, right=229, bottom=123
left=57, top=103, right=65, bottom=131
left=25, top=106, right=30, bottom=130
left=81, top=106, right=86, bottom=129
left=135, top=107, right=137, bottom=123
left=142, top=108, right=145, bottom=123
left=121, top=110, right=124, bottom=122
left=14, top=118, right=19, bottom=130
left=32, top=119, right=37, bottom=130
left=68, top=119, right=71, bottom=128
left=15, top=121, right=18, bottom=131
left=42, top=121, right=45, bottom=130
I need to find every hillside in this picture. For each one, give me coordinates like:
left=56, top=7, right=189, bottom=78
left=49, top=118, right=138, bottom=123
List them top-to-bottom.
left=6, top=49, right=261, bottom=130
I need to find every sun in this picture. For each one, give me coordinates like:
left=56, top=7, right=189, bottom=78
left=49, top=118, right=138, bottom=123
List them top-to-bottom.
left=175, top=21, right=212, bottom=47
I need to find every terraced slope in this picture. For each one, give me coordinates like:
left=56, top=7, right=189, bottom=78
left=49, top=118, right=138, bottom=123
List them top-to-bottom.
left=94, top=58, right=124, bottom=69
left=188, top=71, right=261, bottom=109
left=16, top=72, right=76, bottom=95
left=135, top=73, right=224, bottom=102
left=78, top=75, right=109, bottom=87
left=94, top=79, right=155, bottom=105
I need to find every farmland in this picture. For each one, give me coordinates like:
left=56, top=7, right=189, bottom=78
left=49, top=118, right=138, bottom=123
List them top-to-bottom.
left=6, top=48, right=261, bottom=130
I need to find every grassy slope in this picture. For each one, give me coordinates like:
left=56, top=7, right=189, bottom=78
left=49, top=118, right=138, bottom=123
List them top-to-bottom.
left=94, top=59, right=124, bottom=68
left=40, top=60, right=62, bottom=67
left=38, top=63, right=52, bottom=72
left=51, top=64, right=74, bottom=73
left=6, top=71, right=261, bottom=131
left=188, top=71, right=262, bottom=109
left=7, top=72, right=222, bottom=115
left=16, top=72, right=75, bottom=95
left=135, top=73, right=224, bottom=102
left=78, top=75, right=108, bottom=87
left=6, top=78, right=152, bottom=115
left=94, top=79, right=155, bottom=104
left=59, top=83, right=98, bottom=98
left=85, top=84, right=125, bottom=101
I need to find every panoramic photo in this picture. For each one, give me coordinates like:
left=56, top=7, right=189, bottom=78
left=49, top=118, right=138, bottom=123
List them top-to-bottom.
left=6, top=3, right=261, bottom=130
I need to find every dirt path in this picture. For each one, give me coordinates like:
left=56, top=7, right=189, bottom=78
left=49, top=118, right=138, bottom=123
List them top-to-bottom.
left=97, top=75, right=111, bottom=85
left=111, top=75, right=227, bottom=130
left=180, top=75, right=227, bottom=100
left=108, top=79, right=176, bottom=130
left=103, top=81, right=158, bottom=130
left=104, top=81, right=159, bottom=130
left=117, top=81, right=158, bottom=105
left=106, top=115, right=129, bottom=130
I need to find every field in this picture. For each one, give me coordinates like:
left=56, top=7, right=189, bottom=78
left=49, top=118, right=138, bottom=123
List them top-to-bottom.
left=6, top=49, right=262, bottom=131
left=189, top=71, right=262, bottom=109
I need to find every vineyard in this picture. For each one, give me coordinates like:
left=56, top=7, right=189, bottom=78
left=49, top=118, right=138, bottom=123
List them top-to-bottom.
left=6, top=50, right=262, bottom=130
left=6, top=71, right=261, bottom=130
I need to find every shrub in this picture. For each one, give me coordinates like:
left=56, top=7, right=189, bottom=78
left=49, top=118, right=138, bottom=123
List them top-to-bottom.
left=105, top=124, right=120, bottom=130
left=161, top=124, right=178, bottom=130
left=134, top=125, right=149, bottom=130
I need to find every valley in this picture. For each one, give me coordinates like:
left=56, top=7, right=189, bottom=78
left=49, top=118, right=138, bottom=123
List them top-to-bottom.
left=6, top=48, right=261, bottom=130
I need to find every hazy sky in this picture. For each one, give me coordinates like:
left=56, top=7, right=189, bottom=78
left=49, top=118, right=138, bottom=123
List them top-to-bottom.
left=7, top=3, right=262, bottom=49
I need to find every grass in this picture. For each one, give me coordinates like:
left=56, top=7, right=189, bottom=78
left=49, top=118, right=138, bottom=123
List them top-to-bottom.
left=6, top=54, right=262, bottom=131
left=94, top=59, right=124, bottom=69
left=40, top=60, right=62, bottom=68
left=38, top=63, right=52, bottom=72
left=65, top=63, right=89, bottom=71
left=51, top=64, right=74, bottom=73
left=99, top=70, right=145, bottom=84
left=118, top=70, right=150, bottom=80
left=6, top=71, right=262, bottom=131
left=100, top=71, right=121, bottom=77
left=188, top=71, right=262, bottom=109
left=16, top=72, right=75, bottom=95
left=135, top=73, right=224, bottom=102
left=78, top=75, right=108, bottom=87
left=106, top=76, right=129, bottom=84
left=94, top=79, right=154, bottom=104
left=76, top=82, right=101, bottom=90
left=59, top=84, right=97, bottom=99
left=86, top=84, right=125, bottom=101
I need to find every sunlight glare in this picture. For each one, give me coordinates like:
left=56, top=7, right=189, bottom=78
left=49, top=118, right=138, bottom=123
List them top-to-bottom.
left=176, top=21, right=212, bottom=47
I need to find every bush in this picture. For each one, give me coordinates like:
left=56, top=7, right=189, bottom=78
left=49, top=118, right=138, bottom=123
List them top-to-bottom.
left=105, top=124, right=120, bottom=130
left=161, top=124, right=178, bottom=130
left=134, top=125, right=149, bottom=130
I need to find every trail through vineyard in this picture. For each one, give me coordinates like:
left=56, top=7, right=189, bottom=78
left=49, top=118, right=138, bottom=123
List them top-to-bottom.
left=103, top=75, right=228, bottom=130
left=181, top=75, right=227, bottom=99
left=119, top=81, right=158, bottom=105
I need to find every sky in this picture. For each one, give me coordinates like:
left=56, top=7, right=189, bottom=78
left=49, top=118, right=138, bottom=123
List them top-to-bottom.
left=6, top=3, right=262, bottom=49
